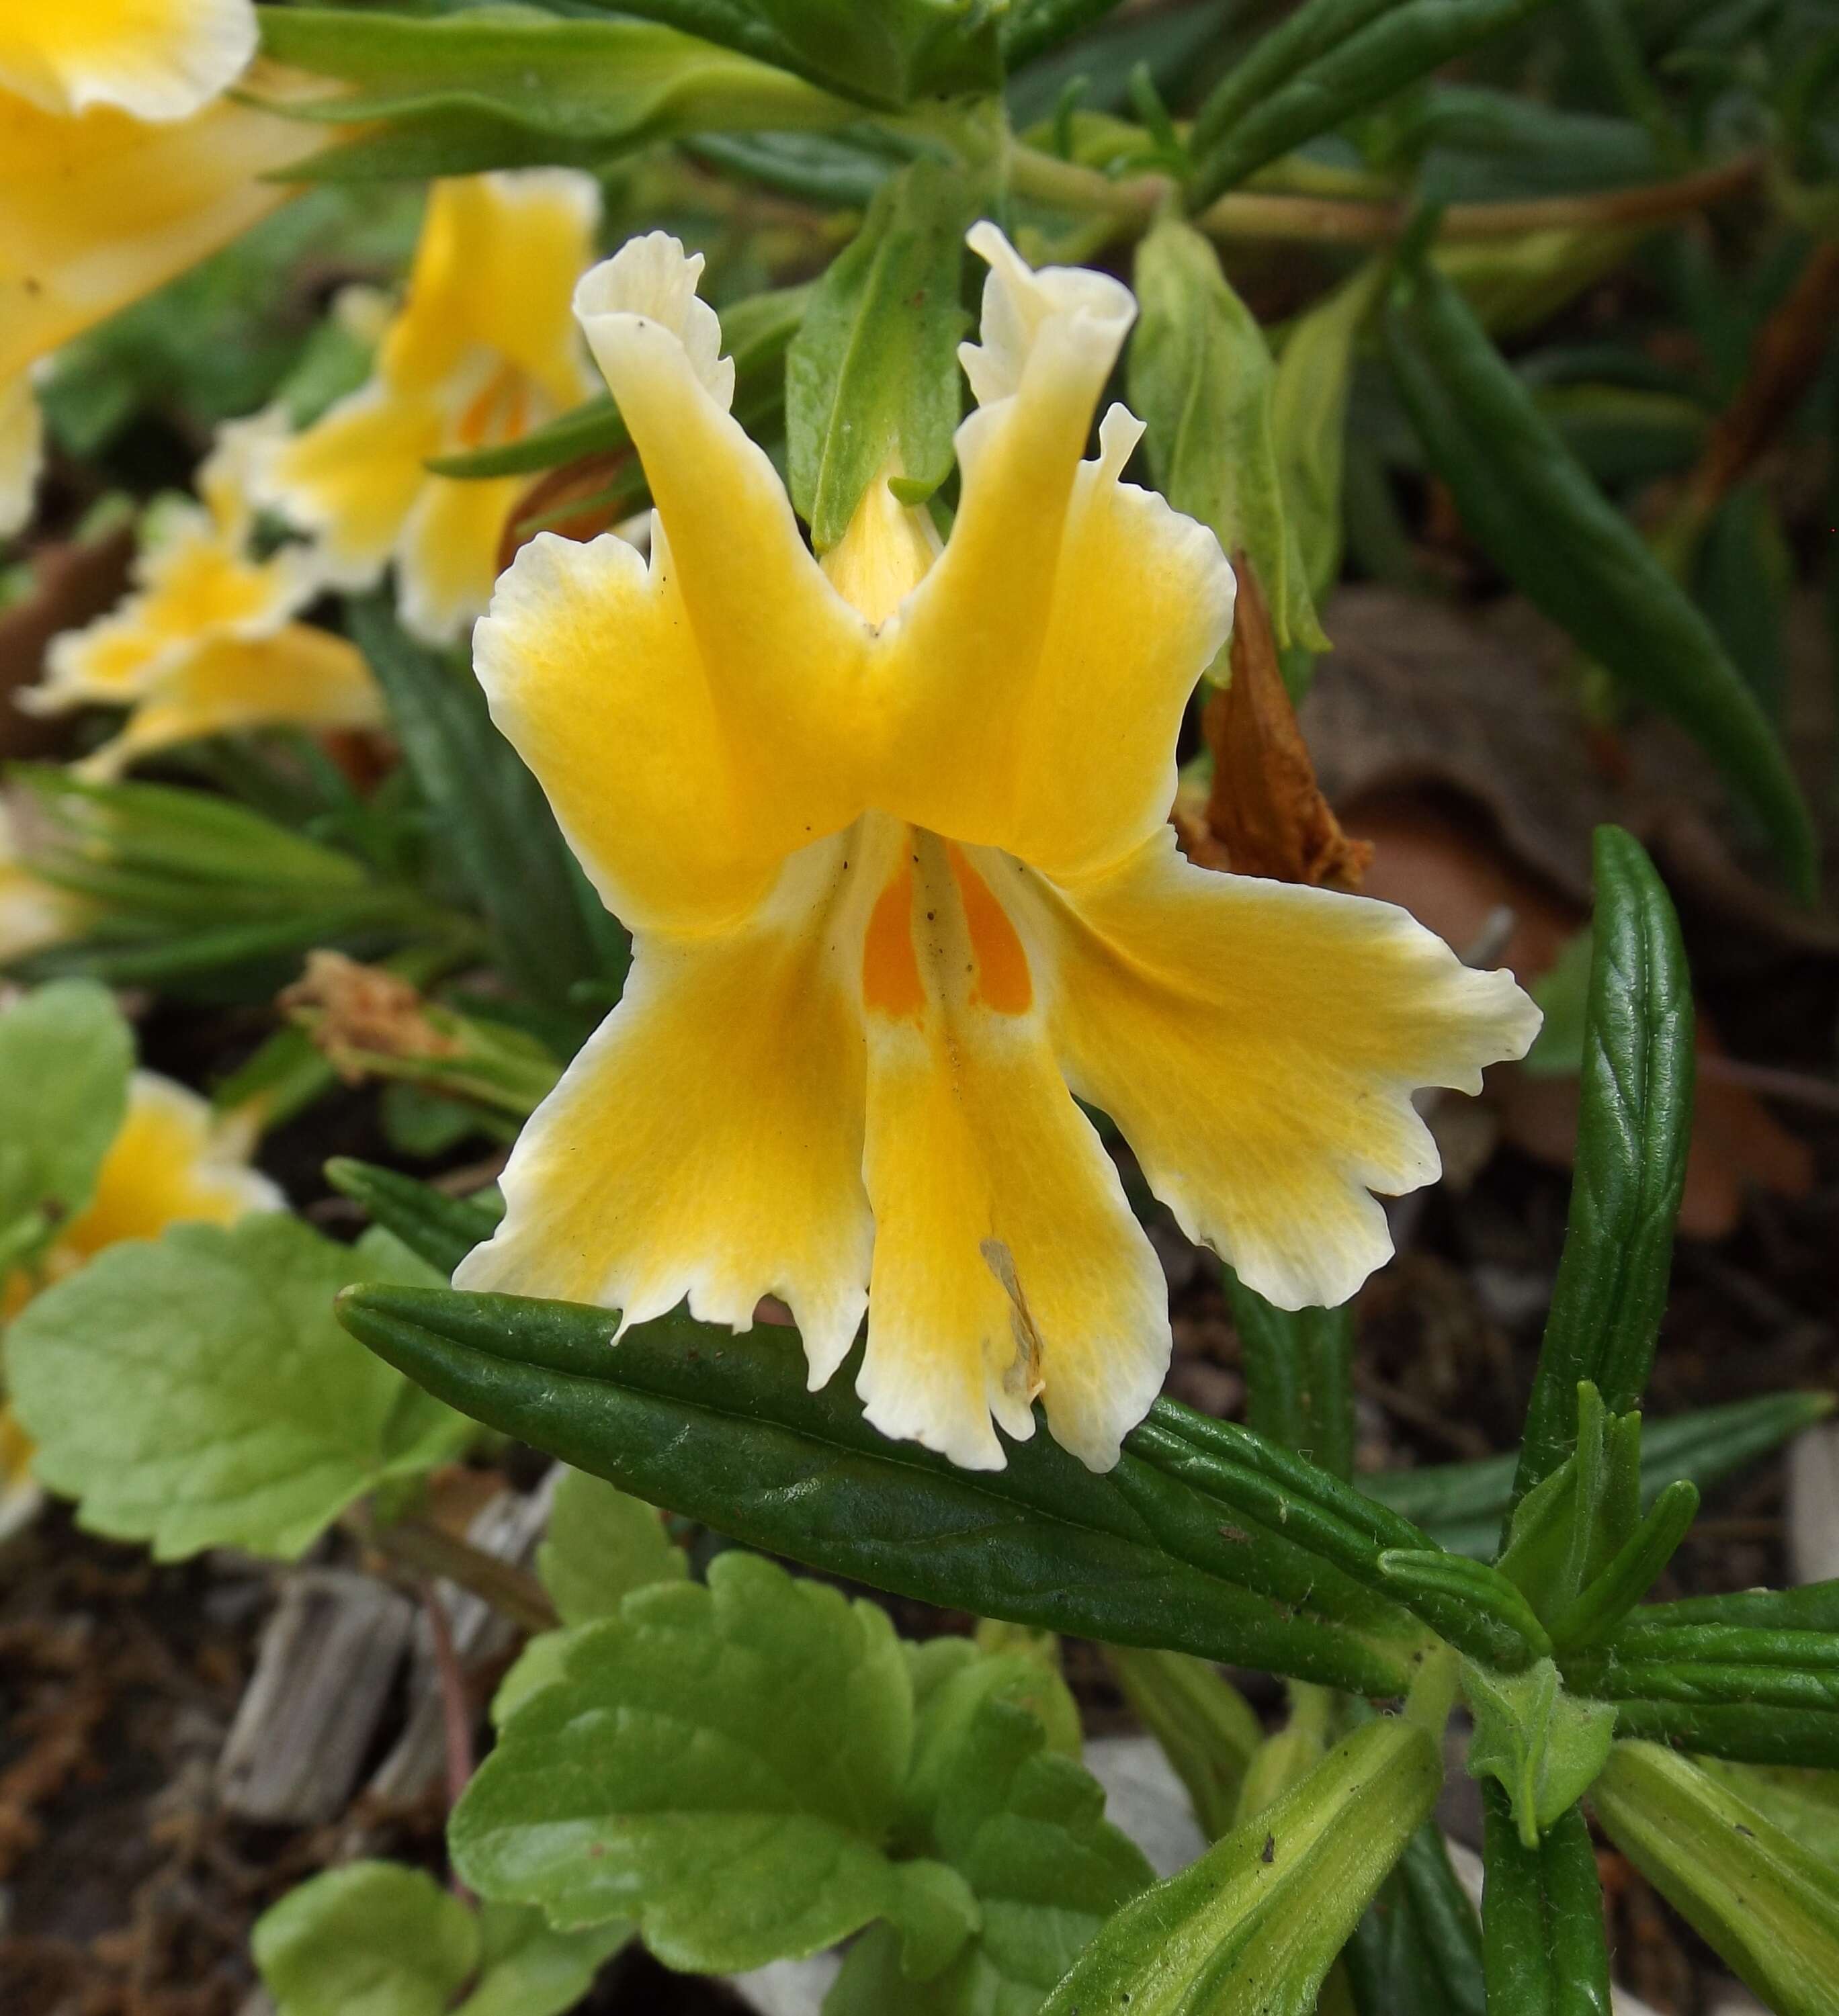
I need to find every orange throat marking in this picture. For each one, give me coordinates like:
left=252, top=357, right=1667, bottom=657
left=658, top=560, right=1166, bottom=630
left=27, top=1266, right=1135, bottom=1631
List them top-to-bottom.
left=861, top=837, right=1034, bottom=1022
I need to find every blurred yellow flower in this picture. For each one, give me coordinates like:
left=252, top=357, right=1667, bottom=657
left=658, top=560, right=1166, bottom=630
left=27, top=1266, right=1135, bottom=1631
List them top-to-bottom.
left=0, top=1, right=257, bottom=121
left=0, top=44, right=334, bottom=535
left=255, top=171, right=602, bottom=644
left=454, top=227, right=1541, bottom=1473
left=28, top=415, right=384, bottom=775
left=0, top=803, right=89, bottom=961
left=0, top=1067, right=280, bottom=1532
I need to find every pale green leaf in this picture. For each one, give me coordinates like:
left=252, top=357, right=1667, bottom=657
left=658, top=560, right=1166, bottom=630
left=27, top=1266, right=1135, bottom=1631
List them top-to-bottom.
left=7, top=1215, right=472, bottom=1560
left=539, top=1466, right=687, bottom=1626
left=452, top=1551, right=958, bottom=1974
left=1465, top=1657, right=1618, bottom=1845
left=254, top=1863, right=478, bottom=2016
left=458, top=1904, right=630, bottom=2016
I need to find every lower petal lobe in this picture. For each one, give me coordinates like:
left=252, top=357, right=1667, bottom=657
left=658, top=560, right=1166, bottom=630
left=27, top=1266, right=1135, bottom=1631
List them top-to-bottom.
left=1033, top=830, right=1541, bottom=1311
left=455, top=833, right=875, bottom=1390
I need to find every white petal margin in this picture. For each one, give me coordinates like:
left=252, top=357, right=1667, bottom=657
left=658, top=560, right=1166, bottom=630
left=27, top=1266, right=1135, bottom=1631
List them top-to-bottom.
left=0, top=0, right=260, bottom=121
left=957, top=220, right=1136, bottom=409
left=573, top=232, right=736, bottom=412
left=0, top=374, right=44, bottom=537
left=454, top=830, right=876, bottom=1393
left=121, top=1069, right=286, bottom=1220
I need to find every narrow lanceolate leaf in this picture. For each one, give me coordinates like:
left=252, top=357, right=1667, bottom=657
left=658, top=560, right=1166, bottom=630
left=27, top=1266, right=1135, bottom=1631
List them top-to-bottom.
left=999, top=0, right=1131, bottom=69
left=1189, top=0, right=1555, bottom=204
left=255, top=7, right=857, bottom=180
left=786, top=157, right=972, bottom=550
left=1131, top=220, right=1328, bottom=652
left=1385, top=265, right=1815, bottom=895
left=431, top=283, right=810, bottom=480
left=349, top=599, right=615, bottom=1018
left=1513, top=829, right=1693, bottom=1501
left=323, top=1157, right=501, bottom=1280
left=9, top=1218, right=470, bottom=1561
left=1221, top=1263, right=1354, bottom=1480
left=337, top=1284, right=1429, bottom=1694
left=1363, top=1391, right=1832, bottom=1561
left=1545, top=1479, right=1698, bottom=1650
left=453, top=1552, right=976, bottom=1974
left=1105, top=1647, right=1264, bottom=1842
left=1038, top=1719, right=1441, bottom=2015
left=1590, top=1742, right=1839, bottom=2013
left=1480, top=1786, right=1611, bottom=2016
left=1344, top=1827, right=1486, bottom=2016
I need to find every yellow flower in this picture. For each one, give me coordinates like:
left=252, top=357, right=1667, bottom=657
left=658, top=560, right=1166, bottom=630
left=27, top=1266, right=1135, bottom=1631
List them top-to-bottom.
left=0, top=0, right=257, bottom=121
left=0, top=58, right=334, bottom=533
left=255, top=172, right=603, bottom=645
left=453, top=227, right=1541, bottom=1473
left=30, top=414, right=384, bottom=775
left=0, top=801, right=89, bottom=961
left=0, top=1067, right=280, bottom=1532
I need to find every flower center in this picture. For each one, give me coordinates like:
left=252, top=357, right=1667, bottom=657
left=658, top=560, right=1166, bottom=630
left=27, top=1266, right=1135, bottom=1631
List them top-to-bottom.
left=861, top=828, right=1033, bottom=1023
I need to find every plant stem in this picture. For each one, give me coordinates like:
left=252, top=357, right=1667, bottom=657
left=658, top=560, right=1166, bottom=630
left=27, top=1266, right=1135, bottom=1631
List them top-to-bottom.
left=366, top=1514, right=560, bottom=1634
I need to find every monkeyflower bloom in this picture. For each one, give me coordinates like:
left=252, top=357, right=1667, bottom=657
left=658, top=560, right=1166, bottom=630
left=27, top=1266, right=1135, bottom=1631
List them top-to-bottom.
left=0, top=0, right=325, bottom=533
left=254, top=172, right=602, bottom=645
left=456, top=227, right=1541, bottom=1473
left=28, top=415, right=382, bottom=776
left=0, top=1067, right=280, bottom=1532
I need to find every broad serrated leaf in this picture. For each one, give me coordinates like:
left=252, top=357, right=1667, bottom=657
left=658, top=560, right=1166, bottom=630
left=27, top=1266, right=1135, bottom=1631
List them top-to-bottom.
left=787, top=157, right=972, bottom=550
left=1130, top=218, right=1327, bottom=653
left=0, top=980, right=132, bottom=1276
left=7, top=1215, right=471, bottom=1560
left=539, top=1467, right=688, bottom=1626
left=453, top=1551, right=971, bottom=1974
left=830, top=1694, right=1153, bottom=2014
left=254, top=1863, right=477, bottom=2016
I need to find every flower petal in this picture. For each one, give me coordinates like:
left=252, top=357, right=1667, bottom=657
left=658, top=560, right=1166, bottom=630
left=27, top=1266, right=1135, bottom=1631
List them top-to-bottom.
left=0, top=0, right=257, bottom=120
left=0, top=75, right=325, bottom=390
left=383, top=172, right=600, bottom=412
left=875, top=228, right=1228, bottom=881
left=572, top=234, right=869, bottom=836
left=0, top=372, right=43, bottom=537
left=253, top=380, right=445, bottom=587
left=396, top=472, right=524, bottom=645
left=476, top=522, right=844, bottom=934
left=77, top=625, right=383, bottom=777
left=853, top=820, right=1169, bottom=1472
left=1025, top=828, right=1541, bottom=1311
left=455, top=834, right=874, bottom=1387
left=58, top=1070, right=280, bottom=1261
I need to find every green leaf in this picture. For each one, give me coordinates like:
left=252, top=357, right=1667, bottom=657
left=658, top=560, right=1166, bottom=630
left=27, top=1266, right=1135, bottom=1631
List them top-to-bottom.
left=612, top=0, right=1003, bottom=107
left=1000, top=0, right=1131, bottom=70
left=1189, top=0, right=1555, bottom=203
left=255, top=6, right=857, bottom=181
left=787, top=157, right=972, bottom=550
left=1130, top=218, right=1328, bottom=652
left=1269, top=257, right=1384, bottom=623
left=1385, top=260, right=1816, bottom=895
left=348, top=599, right=618, bottom=1019
left=1513, top=830, right=1694, bottom=1501
left=1521, top=927, right=1594, bottom=1079
left=0, top=981, right=131, bottom=1276
left=324, top=1157, right=501, bottom=1279
left=8, top=1216, right=471, bottom=1561
left=1220, top=1262, right=1354, bottom=1481
left=337, top=1283, right=1430, bottom=1694
left=1363, top=1390, right=1831, bottom=1561
left=539, top=1467, right=687, bottom=1626
left=1545, top=1479, right=1699, bottom=1650
left=1376, top=1550, right=1553, bottom=1671
left=454, top=1551, right=973, bottom=1973
left=1105, top=1647, right=1263, bottom=1842
left=1463, top=1659, right=1617, bottom=1847
left=829, top=1693, right=1153, bottom=2013
left=1039, top=1718, right=1441, bottom=2016
left=1590, top=1741, right=1839, bottom=2013
left=1694, top=1762, right=1839, bottom=1867
left=1479, top=1787, right=1611, bottom=2016
left=1344, top=1825, right=1486, bottom=2016
left=254, top=1863, right=477, bottom=2016
left=253, top=1864, right=628, bottom=2016
left=458, top=1905, right=631, bottom=2016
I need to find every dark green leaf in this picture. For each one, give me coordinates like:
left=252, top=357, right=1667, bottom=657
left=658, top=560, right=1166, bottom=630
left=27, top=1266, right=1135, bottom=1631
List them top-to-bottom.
left=787, top=158, right=972, bottom=549
left=1385, top=263, right=1815, bottom=894
left=349, top=599, right=615, bottom=1017
left=1513, top=830, right=1694, bottom=1501
left=323, top=1157, right=501, bottom=1278
left=1222, top=1262, right=1354, bottom=1481
left=335, top=1283, right=1428, bottom=1692
left=1480, top=1786, right=1611, bottom=2016
left=1344, top=1825, right=1487, bottom=2016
